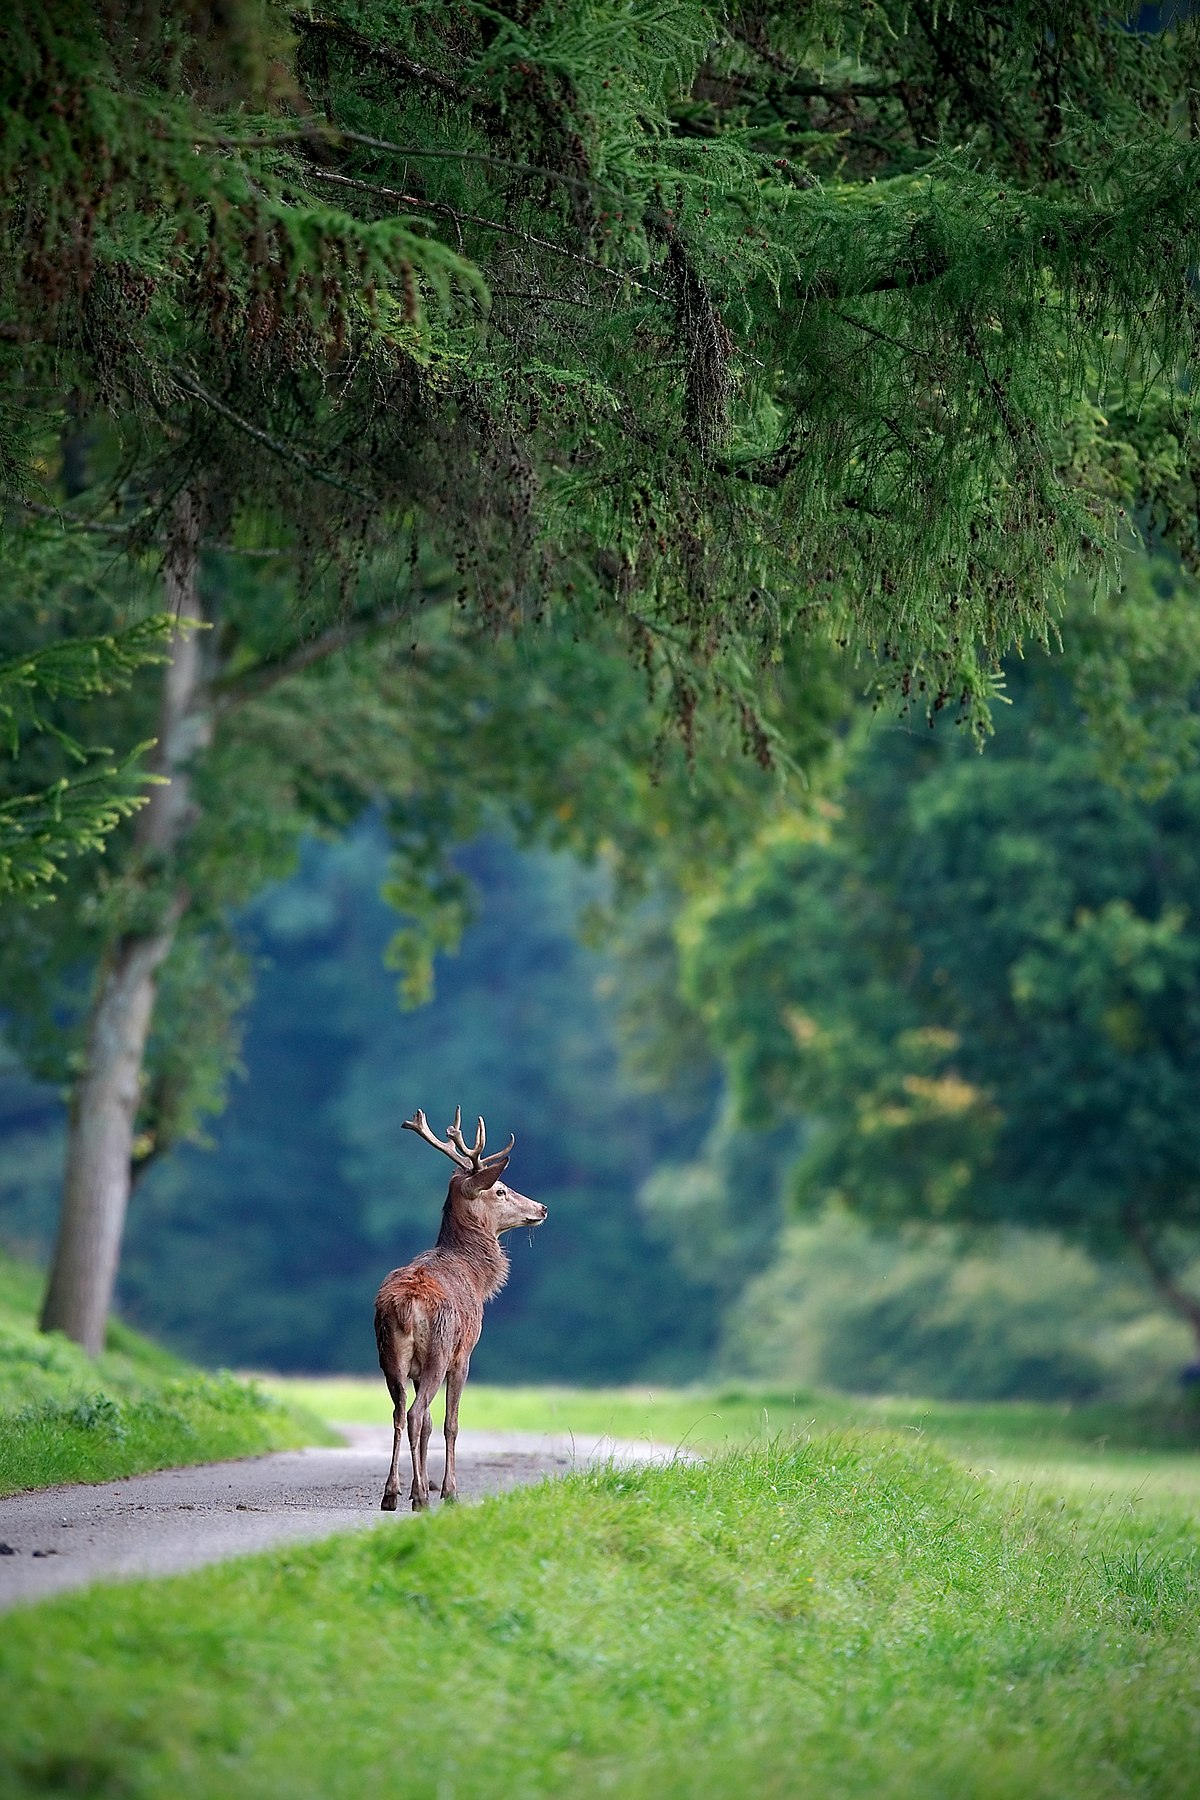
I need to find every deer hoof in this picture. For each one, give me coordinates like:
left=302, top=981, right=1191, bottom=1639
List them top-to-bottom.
left=440, top=1490, right=459, bottom=1505
left=380, top=1492, right=398, bottom=1512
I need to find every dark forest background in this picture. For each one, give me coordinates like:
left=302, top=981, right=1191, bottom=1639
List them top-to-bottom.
left=0, top=830, right=724, bottom=1381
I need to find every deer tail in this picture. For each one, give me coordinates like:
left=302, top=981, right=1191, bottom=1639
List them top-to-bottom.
left=375, top=1287, right=412, bottom=1365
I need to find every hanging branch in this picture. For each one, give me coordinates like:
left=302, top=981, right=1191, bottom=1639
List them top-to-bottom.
left=291, top=12, right=482, bottom=108
left=168, top=370, right=373, bottom=502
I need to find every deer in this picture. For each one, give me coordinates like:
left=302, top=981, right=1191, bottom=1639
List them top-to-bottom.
left=375, top=1107, right=547, bottom=1512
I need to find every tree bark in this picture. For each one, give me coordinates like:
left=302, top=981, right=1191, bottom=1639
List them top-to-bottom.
left=40, top=491, right=210, bottom=1354
left=1123, top=1208, right=1200, bottom=1356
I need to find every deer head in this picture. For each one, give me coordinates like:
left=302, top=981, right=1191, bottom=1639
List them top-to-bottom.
left=402, top=1106, right=547, bottom=1235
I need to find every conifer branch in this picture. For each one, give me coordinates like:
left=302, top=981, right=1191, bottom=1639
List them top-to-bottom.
left=909, top=0, right=1012, bottom=148
left=291, top=13, right=482, bottom=109
left=724, top=28, right=906, bottom=102
left=199, top=125, right=610, bottom=207
left=302, top=168, right=659, bottom=293
left=835, top=312, right=935, bottom=363
left=961, top=317, right=1026, bottom=455
left=168, top=371, right=372, bottom=503
left=715, top=444, right=803, bottom=488
left=17, top=500, right=287, bottom=556
left=212, top=593, right=450, bottom=709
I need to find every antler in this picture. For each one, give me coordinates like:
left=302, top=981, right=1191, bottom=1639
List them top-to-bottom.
left=403, top=1106, right=516, bottom=1172
left=446, top=1106, right=485, bottom=1165
left=401, top=1109, right=471, bottom=1169
left=480, top=1129, right=515, bottom=1169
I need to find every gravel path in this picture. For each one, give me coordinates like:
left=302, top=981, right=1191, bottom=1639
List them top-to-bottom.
left=0, top=1426, right=683, bottom=1610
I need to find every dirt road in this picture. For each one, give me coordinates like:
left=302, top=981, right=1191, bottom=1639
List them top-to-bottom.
left=0, top=1426, right=682, bottom=1609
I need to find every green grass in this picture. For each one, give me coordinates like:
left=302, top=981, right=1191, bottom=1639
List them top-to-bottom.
left=0, top=1250, right=334, bottom=1496
left=4, top=1291, right=1199, bottom=1793
left=266, top=1371, right=1200, bottom=1467
left=272, top=1371, right=1200, bottom=1522
left=3, top=1429, right=1199, bottom=1798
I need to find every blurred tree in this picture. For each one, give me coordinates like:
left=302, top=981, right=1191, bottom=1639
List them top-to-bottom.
left=7, top=543, right=455, bottom=1354
left=678, top=561, right=1200, bottom=1356
left=0, top=578, right=841, bottom=1355
left=0, top=828, right=720, bottom=1379
left=637, top=1101, right=801, bottom=1309
left=721, top=1212, right=1194, bottom=1403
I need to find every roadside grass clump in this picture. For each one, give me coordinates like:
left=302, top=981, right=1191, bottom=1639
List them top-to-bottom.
left=0, top=1249, right=333, bottom=1495
left=2, top=1430, right=1198, bottom=1799
left=1086, top=1542, right=1200, bottom=1633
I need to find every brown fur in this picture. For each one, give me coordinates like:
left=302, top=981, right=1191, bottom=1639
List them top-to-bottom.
left=375, top=1129, right=546, bottom=1512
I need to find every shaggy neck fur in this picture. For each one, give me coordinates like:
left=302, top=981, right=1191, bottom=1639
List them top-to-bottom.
left=436, top=1195, right=509, bottom=1298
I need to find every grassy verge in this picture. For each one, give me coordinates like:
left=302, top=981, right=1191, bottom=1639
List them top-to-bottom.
left=0, top=1251, right=334, bottom=1496
left=265, top=1372, right=1200, bottom=1461
left=267, top=1373, right=1200, bottom=1514
left=3, top=1428, right=1199, bottom=1798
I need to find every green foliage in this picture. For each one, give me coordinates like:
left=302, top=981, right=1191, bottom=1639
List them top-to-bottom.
left=1, top=0, right=477, bottom=381
left=6, top=0, right=1200, bottom=766
left=0, top=529, right=177, bottom=895
left=1066, top=552, right=1200, bottom=795
left=675, top=564, right=1200, bottom=1295
left=0, top=618, right=169, bottom=757
left=0, top=743, right=153, bottom=899
left=636, top=1099, right=798, bottom=1306
left=722, top=1213, right=1195, bottom=1404
left=0, top=1244, right=331, bottom=1496
left=2, top=1432, right=1200, bottom=1797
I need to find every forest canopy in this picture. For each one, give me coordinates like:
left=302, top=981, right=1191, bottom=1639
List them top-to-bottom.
left=6, top=4, right=1200, bottom=795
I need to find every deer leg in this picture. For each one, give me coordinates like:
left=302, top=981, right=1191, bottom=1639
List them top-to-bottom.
left=378, top=1332, right=412, bottom=1513
left=441, top=1355, right=469, bottom=1502
left=408, top=1366, right=443, bottom=1511
left=381, top=1372, right=409, bottom=1512
left=406, top=1397, right=427, bottom=1510
left=420, top=1404, right=433, bottom=1496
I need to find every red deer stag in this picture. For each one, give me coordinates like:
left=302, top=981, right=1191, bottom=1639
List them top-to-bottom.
left=375, top=1107, right=547, bottom=1511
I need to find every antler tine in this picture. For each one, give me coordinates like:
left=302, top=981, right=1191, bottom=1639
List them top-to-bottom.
left=446, top=1105, right=472, bottom=1162
left=433, top=1106, right=512, bottom=1172
left=402, top=1108, right=471, bottom=1169
left=447, top=1110, right=489, bottom=1168
left=480, top=1131, right=515, bottom=1168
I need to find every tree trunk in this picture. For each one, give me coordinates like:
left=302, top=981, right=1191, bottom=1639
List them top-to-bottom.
left=40, top=490, right=210, bottom=1354
left=1123, top=1208, right=1200, bottom=1357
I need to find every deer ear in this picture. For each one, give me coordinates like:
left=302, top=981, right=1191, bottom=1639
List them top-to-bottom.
left=467, top=1158, right=509, bottom=1192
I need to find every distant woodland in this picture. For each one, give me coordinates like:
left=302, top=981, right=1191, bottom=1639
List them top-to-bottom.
left=3, top=722, right=1196, bottom=1399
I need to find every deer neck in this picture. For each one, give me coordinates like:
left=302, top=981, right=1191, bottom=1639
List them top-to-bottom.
left=436, top=1200, right=508, bottom=1299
